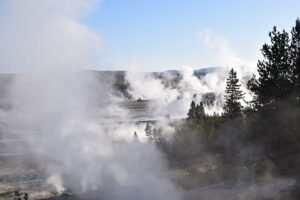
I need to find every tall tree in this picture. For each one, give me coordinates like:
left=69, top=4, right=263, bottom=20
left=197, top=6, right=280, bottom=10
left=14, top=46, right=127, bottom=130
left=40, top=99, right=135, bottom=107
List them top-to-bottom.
left=291, top=18, right=300, bottom=101
left=248, top=27, right=292, bottom=108
left=223, top=68, right=245, bottom=119
left=187, top=100, right=196, bottom=119
left=195, top=102, right=205, bottom=120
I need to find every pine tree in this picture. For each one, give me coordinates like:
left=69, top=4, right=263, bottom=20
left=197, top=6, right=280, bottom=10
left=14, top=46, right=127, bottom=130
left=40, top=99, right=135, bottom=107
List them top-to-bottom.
left=291, top=18, right=300, bottom=101
left=248, top=26, right=292, bottom=108
left=223, top=68, right=245, bottom=119
left=187, top=100, right=196, bottom=119
left=195, top=102, right=205, bottom=120
left=144, top=122, right=153, bottom=142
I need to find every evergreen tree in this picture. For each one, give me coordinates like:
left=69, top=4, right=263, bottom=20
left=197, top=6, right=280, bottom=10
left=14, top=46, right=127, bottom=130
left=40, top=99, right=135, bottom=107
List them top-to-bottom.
left=291, top=18, right=300, bottom=101
left=248, top=26, right=292, bottom=108
left=223, top=68, right=245, bottom=119
left=187, top=100, right=196, bottom=119
left=195, top=102, right=205, bottom=120
left=144, top=122, right=153, bottom=142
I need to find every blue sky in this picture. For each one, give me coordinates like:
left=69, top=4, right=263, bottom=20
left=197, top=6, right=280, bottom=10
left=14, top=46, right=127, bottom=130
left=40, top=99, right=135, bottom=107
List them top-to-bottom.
left=0, top=0, right=299, bottom=73
left=80, top=0, right=300, bottom=71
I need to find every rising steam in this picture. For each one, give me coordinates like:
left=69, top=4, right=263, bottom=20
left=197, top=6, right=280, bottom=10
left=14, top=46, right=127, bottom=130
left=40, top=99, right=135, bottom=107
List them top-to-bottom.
left=0, top=1, right=182, bottom=199
left=0, top=1, right=279, bottom=200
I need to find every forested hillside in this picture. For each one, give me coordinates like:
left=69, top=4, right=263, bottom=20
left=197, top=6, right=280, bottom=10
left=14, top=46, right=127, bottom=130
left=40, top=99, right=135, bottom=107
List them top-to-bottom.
left=143, top=19, right=300, bottom=199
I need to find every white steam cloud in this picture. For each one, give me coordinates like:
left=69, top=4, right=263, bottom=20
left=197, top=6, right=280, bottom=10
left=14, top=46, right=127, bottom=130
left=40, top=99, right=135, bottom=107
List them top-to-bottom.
left=0, top=0, right=102, bottom=73
left=0, top=1, right=182, bottom=199
left=0, top=1, right=272, bottom=199
left=199, top=28, right=257, bottom=75
left=125, top=29, right=259, bottom=117
left=125, top=67, right=225, bottom=117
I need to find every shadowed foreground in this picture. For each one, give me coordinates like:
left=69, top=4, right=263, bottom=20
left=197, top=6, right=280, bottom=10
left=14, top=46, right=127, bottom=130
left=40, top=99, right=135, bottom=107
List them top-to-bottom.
left=43, top=180, right=300, bottom=200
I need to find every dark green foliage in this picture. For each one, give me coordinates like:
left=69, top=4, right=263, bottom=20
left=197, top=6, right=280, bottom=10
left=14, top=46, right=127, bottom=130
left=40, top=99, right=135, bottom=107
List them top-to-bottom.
left=291, top=18, right=300, bottom=101
left=158, top=19, right=300, bottom=188
left=244, top=20, right=300, bottom=177
left=248, top=26, right=293, bottom=108
left=223, top=68, right=245, bottom=119
left=187, top=100, right=196, bottom=119
left=187, top=101, right=206, bottom=122
left=195, top=102, right=205, bottom=120
left=166, top=114, right=225, bottom=169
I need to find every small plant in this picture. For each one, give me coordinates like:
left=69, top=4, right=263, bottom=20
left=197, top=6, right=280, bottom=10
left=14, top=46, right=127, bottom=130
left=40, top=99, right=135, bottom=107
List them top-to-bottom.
left=14, top=191, right=28, bottom=200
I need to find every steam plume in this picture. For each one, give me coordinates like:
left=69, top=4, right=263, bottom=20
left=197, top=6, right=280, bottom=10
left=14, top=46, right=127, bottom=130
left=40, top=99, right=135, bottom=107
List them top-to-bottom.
left=0, top=1, right=183, bottom=199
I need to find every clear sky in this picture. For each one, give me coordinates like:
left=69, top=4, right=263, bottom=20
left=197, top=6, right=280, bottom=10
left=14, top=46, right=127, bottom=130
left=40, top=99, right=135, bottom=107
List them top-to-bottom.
left=81, top=0, right=300, bottom=71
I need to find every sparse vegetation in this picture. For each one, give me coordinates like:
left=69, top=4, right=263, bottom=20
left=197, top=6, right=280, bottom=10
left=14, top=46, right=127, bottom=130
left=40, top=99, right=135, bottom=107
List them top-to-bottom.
left=14, top=191, right=28, bottom=200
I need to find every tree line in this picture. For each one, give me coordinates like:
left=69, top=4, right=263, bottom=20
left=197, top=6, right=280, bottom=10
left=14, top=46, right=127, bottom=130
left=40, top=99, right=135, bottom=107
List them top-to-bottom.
left=143, top=19, right=300, bottom=189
